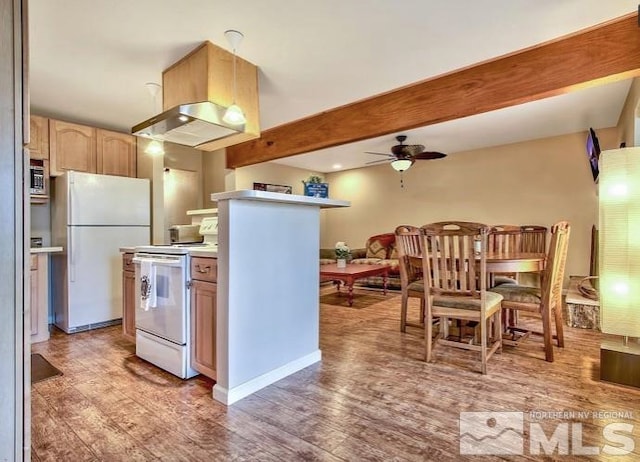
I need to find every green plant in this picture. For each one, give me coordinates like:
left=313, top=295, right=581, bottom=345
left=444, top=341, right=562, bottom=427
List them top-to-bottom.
left=304, top=175, right=323, bottom=184
left=335, top=241, right=350, bottom=259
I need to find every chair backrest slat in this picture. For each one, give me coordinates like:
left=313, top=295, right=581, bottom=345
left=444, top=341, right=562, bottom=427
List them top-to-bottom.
left=420, top=221, right=490, bottom=301
left=540, top=222, right=571, bottom=310
left=394, top=225, right=422, bottom=286
left=489, top=225, right=522, bottom=254
left=521, top=225, right=548, bottom=253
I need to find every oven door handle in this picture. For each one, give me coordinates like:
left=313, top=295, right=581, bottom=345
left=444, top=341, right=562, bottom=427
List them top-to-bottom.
left=132, top=256, right=183, bottom=267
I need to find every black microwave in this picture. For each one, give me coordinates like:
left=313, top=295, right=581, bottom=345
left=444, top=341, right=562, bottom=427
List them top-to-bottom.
left=30, top=164, right=45, bottom=195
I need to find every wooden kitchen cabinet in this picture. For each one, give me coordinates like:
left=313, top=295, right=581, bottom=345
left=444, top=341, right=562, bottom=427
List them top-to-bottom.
left=163, top=41, right=260, bottom=152
left=28, top=115, right=50, bottom=160
left=49, top=119, right=97, bottom=175
left=97, top=129, right=137, bottom=177
left=122, top=252, right=136, bottom=342
left=30, top=253, right=50, bottom=343
left=190, top=256, right=217, bottom=379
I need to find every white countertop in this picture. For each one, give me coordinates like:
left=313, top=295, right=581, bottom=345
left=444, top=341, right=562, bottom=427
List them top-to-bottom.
left=210, top=189, right=350, bottom=208
left=186, top=208, right=218, bottom=216
left=30, top=246, right=63, bottom=254
left=119, top=246, right=137, bottom=253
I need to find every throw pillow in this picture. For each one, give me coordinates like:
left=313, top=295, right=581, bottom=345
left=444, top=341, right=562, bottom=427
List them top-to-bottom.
left=365, top=233, right=396, bottom=259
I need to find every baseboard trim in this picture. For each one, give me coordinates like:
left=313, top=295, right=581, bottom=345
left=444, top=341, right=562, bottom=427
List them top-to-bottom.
left=212, top=350, right=322, bottom=405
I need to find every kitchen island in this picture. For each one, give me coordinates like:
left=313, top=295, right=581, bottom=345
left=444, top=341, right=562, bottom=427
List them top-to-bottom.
left=211, top=190, right=349, bottom=405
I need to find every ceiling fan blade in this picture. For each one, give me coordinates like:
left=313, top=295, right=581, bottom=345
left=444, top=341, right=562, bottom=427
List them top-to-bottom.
left=392, top=144, right=425, bottom=156
left=365, top=151, right=394, bottom=157
left=413, top=151, right=447, bottom=160
left=365, top=158, right=392, bottom=165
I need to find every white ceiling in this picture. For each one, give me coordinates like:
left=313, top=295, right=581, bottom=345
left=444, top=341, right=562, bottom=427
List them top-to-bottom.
left=29, top=1, right=638, bottom=172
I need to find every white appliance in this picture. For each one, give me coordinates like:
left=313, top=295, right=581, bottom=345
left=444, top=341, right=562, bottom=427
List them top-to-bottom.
left=51, top=171, right=151, bottom=333
left=133, top=216, right=218, bottom=379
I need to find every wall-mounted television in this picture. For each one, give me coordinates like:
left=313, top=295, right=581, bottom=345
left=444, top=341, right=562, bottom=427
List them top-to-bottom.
left=586, top=127, right=601, bottom=182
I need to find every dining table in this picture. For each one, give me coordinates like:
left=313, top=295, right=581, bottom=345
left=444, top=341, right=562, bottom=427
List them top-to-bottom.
left=485, top=251, right=546, bottom=274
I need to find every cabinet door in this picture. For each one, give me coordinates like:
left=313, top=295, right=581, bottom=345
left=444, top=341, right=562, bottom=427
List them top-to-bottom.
left=28, top=115, right=49, bottom=160
left=49, top=119, right=96, bottom=175
left=96, top=129, right=137, bottom=177
left=30, top=256, right=38, bottom=336
left=122, top=269, right=136, bottom=342
left=190, top=279, right=216, bottom=379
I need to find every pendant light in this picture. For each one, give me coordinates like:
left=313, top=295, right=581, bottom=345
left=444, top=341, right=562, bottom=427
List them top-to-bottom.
left=222, top=30, right=247, bottom=125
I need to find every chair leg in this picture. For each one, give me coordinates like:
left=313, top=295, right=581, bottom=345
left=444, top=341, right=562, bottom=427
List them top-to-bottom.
left=400, top=293, right=409, bottom=332
left=553, top=301, right=565, bottom=348
left=541, top=304, right=554, bottom=362
left=425, top=307, right=434, bottom=362
left=480, top=316, right=488, bottom=375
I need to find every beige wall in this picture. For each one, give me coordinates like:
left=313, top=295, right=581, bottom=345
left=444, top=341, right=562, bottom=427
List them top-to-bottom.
left=616, top=77, right=640, bottom=147
left=323, top=128, right=619, bottom=281
left=137, top=139, right=204, bottom=244
left=202, top=149, right=227, bottom=206
left=231, top=162, right=329, bottom=233
left=234, top=162, right=323, bottom=195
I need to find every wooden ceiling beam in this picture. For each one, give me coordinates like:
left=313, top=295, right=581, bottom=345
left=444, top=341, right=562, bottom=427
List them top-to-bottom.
left=226, top=13, right=640, bottom=169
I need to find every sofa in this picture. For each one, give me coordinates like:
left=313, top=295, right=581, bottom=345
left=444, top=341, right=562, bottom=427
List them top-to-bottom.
left=320, top=233, right=401, bottom=290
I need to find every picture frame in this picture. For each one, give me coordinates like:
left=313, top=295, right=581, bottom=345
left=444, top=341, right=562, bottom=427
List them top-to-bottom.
left=253, top=182, right=293, bottom=194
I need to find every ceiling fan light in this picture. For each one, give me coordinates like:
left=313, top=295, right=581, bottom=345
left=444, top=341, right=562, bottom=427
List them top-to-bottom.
left=223, top=104, right=246, bottom=125
left=391, top=159, right=413, bottom=172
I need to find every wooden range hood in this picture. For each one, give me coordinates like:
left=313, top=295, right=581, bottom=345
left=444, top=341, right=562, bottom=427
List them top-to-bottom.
left=162, top=40, right=260, bottom=151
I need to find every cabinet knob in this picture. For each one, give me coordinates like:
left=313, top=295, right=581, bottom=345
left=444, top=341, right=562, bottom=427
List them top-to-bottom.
left=196, top=265, right=210, bottom=273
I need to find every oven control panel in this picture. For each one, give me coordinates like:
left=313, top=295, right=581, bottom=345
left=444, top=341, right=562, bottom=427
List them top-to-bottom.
left=199, top=216, right=218, bottom=235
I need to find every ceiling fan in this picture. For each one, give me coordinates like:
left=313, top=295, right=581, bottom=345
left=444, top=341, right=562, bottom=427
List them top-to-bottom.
left=365, top=135, right=447, bottom=172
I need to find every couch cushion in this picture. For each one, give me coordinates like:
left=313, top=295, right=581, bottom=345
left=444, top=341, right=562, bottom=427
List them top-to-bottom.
left=366, top=233, right=396, bottom=259
left=389, top=243, right=399, bottom=260
left=320, top=258, right=336, bottom=265
left=351, top=258, right=383, bottom=265
left=377, top=258, right=400, bottom=275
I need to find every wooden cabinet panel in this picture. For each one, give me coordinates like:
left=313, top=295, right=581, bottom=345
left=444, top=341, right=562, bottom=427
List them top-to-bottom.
left=163, top=41, right=260, bottom=152
left=28, top=115, right=49, bottom=160
left=49, top=119, right=96, bottom=175
left=96, top=129, right=137, bottom=177
left=30, top=253, right=50, bottom=343
left=122, top=253, right=136, bottom=343
left=30, top=255, right=38, bottom=336
left=191, top=257, right=217, bottom=283
left=190, top=279, right=216, bottom=379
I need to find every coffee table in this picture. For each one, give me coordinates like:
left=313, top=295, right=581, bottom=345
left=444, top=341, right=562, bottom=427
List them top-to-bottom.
left=320, top=263, right=389, bottom=306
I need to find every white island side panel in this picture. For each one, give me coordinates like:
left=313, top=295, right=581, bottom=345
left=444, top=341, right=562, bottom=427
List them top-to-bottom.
left=213, top=190, right=349, bottom=405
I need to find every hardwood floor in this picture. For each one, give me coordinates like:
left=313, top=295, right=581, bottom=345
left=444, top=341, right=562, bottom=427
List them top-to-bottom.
left=32, top=288, right=640, bottom=461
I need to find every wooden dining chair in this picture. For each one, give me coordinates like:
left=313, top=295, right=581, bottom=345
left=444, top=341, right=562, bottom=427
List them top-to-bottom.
left=420, top=221, right=503, bottom=374
left=490, top=221, right=570, bottom=362
left=394, top=225, right=425, bottom=332
left=488, top=225, right=523, bottom=285
left=520, top=225, right=548, bottom=253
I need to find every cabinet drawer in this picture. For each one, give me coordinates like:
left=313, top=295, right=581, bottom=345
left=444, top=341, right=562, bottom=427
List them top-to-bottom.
left=123, top=252, right=135, bottom=272
left=30, top=254, right=38, bottom=271
left=191, top=257, right=217, bottom=282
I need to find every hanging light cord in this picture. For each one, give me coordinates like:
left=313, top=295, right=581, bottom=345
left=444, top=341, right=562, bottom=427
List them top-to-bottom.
left=231, top=46, right=238, bottom=105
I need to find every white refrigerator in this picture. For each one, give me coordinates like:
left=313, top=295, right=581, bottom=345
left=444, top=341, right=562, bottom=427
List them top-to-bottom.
left=51, top=171, right=151, bottom=333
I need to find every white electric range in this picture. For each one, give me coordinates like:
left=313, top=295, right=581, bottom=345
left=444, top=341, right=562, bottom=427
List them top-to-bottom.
left=132, top=216, right=218, bottom=379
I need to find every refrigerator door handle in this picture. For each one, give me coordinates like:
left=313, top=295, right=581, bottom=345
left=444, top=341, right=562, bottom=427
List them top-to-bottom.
left=68, top=174, right=75, bottom=282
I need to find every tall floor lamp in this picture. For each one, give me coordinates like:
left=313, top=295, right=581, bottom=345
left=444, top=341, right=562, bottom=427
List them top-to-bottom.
left=599, top=147, right=640, bottom=388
